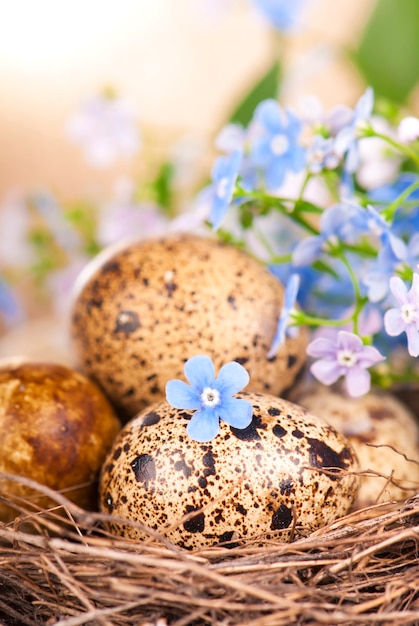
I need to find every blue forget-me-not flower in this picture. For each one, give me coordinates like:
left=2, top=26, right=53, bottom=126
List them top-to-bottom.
left=251, top=99, right=306, bottom=191
left=166, top=355, right=253, bottom=442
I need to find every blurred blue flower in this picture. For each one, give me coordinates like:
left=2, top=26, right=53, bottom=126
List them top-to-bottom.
left=252, top=0, right=306, bottom=31
left=334, top=87, right=374, bottom=173
left=67, top=93, right=140, bottom=168
left=251, top=99, right=306, bottom=190
left=215, top=123, right=247, bottom=153
left=306, top=135, right=340, bottom=174
left=209, top=149, right=242, bottom=230
left=369, top=172, right=419, bottom=204
left=369, top=173, right=419, bottom=239
left=292, top=202, right=361, bottom=266
left=351, top=204, right=406, bottom=260
left=363, top=231, right=419, bottom=302
left=363, top=244, right=403, bottom=303
left=269, top=262, right=319, bottom=310
left=267, top=274, right=300, bottom=358
left=0, top=278, right=23, bottom=326
left=166, top=355, right=253, bottom=442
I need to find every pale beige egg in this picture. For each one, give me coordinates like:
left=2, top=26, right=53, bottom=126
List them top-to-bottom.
left=70, top=234, right=308, bottom=421
left=291, top=384, right=419, bottom=509
left=99, top=391, right=359, bottom=549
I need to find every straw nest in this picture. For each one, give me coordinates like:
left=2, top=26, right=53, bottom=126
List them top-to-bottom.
left=1, top=472, right=418, bottom=626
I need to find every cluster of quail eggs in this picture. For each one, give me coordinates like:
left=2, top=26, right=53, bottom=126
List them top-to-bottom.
left=1, top=233, right=417, bottom=549
left=71, top=233, right=361, bottom=547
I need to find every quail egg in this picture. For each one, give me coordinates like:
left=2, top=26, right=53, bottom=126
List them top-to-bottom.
left=70, top=234, right=308, bottom=420
left=0, top=358, right=121, bottom=521
left=291, top=384, right=419, bottom=509
left=99, top=391, right=359, bottom=549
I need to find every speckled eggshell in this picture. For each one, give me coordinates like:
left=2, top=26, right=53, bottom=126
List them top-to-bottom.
left=70, top=234, right=308, bottom=420
left=0, top=359, right=121, bottom=521
left=291, top=385, right=419, bottom=509
left=99, top=391, right=359, bottom=549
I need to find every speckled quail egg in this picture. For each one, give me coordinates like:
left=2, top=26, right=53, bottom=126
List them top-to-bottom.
left=70, top=234, right=308, bottom=420
left=0, top=358, right=121, bottom=521
left=291, top=384, right=419, bottom=509
left=99, top=391, right=359, bottom=549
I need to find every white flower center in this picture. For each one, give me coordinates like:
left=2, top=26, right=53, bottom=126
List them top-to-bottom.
left=270, top=134, right=290, bottom=156
left=311, top=148, right=325, bottom=163
left=216, top=177, right=230, bottom=199
left=401, top=303, right=417, bottom=325
left=337, top=349, right=358, bottom=368
left=201, top=387, right=220, bottom=408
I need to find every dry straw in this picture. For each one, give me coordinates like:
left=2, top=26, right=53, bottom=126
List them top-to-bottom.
left=0, top=472, right=418, bottom=626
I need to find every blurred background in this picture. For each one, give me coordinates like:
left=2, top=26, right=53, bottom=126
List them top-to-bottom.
left=1, top=0, right=419, bottom=359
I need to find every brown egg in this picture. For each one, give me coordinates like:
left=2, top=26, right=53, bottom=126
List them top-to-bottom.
left=70, top=234, right=308, bottom=420
left=0, top=358, right=121, bottom=521
left=291, top=384, right=419, bottom=509
left=99, top=391, right=359, bottom=549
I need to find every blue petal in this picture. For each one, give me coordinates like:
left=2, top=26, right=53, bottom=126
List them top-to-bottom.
left=355, top=87, right=374, bottom=120
left=254, top=99, right=282, bottom=133
left=286, top=108, right=303, bottom=135
left=251, top=138, right=272, bottom=167
left=344, top=142, right=359, bottom=173
left=288, top=145, right=306, bottom=173
left=212, top=149, right=242, bottom=184
left=211, top=154, right=229, bottom=182
left=265, top=160, right=286, bottom=190
left=210, top=193, right=230, bottom=231
left=321, top=203, right=348, bottom=236
left=387, top=233, right=407, bottom=261
left=292, top=236, right=323, bottom=266
left=284, top=273, right=300, bottom=309
left=0, top=280, right=23, bottom=325
left=267, top=317, right=287, bottom=358
left=184, top=354, right=215, bottom=388
left=216, top=361, right=249, bottom=396
left=166, top=380, right=201, bottom=409
left=217, top=397, right=253, bottom=429
left=186, top=407, right=220, bottom=442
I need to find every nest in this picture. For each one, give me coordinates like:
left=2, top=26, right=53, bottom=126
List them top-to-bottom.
left=0, top=473, right=418, bottom=626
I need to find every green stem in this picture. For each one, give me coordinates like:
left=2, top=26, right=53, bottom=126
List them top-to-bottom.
left=364, top=129, right=419, bottom=169
left=298, top=172, right=312, bottom=201
left=381, top=178, right=419, bottom=222
left=235, top=188, right=320, bottom=235
left=337, top=252, right=366, bottom=334
left=292, top=310, right=352, bottom=328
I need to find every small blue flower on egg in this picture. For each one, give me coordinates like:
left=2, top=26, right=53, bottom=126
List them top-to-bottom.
left=165, top=355, right=253, bottom=442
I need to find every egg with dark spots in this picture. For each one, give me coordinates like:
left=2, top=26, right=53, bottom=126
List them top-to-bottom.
left=70, top=234, right=308, bottom=421
left=0, top=358, right=121, bottom=521
left=291, top=385, right=419, bottom=509
left=99, top=391, right=359, bottom=549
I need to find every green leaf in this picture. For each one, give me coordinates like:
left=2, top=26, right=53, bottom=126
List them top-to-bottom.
left=354, top=0, right=419, bottom=103
left=228, top=61, right=281, bottom=127
left=153, top=161, right=175, bottom=214
left=294, top=199, right=323, bottom=215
